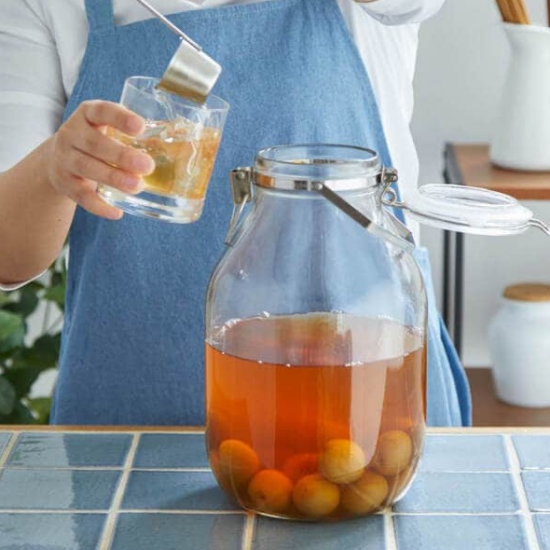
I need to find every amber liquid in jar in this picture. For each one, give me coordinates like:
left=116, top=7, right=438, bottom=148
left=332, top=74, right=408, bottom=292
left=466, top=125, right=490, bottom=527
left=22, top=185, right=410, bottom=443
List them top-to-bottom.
left=109, top=120, right=221, bottom=199
left=206, top=313, right=426, bottom=521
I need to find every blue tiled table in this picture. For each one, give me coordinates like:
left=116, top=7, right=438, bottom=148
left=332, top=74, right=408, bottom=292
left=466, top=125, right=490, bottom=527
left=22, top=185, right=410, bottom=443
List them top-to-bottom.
left=1, top=427, right=549, bottom=550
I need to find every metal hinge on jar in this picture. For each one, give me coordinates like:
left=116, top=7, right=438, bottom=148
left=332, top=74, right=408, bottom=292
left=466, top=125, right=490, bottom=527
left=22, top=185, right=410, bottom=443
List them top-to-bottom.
left=225, top=168, right=253, bottom=246
left=379, top=168, right=416, bottom=245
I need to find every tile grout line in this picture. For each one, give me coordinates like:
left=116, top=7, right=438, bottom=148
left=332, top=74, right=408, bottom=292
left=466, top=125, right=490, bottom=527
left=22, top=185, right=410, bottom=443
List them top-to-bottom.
left=3, top=430, right=201, bottom=435
left=0, top=433, right=19, bottom=469
left=98, top=433, right=141, bottom=550
left=504, top=435, right=541, bottom=550
left=3, top=466, right=212, bottom=472
left=4, top=466, right=525, bottom=474
left=6, top=466, right=125, bottom=472
left=131, top=467, right=212, bottom=472
left=0, top=509, right=245, bottom=515
left=0, top=509, right=528, bottom=517
left=0, top=510, right=107, bottom=515
left=384, top=510, right=398, bottom=550
left=389, top=511, right=523, bottom=517
left=241, top=512, right=256, bottom=550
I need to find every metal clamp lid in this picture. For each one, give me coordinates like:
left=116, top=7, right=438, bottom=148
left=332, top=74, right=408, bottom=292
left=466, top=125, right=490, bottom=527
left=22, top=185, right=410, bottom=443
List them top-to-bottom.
left=253, top=144, right=383, bottom=192
left=224, top=166, right=416, bottom=250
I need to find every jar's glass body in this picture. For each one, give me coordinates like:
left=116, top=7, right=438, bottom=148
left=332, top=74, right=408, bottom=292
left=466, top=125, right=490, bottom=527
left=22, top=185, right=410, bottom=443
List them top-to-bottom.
left=205, top=145, right=427, bottom=521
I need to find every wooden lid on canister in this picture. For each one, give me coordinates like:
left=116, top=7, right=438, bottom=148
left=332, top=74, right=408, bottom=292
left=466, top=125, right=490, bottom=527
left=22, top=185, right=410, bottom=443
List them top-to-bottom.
left=503, top=284, right=550, bottom=302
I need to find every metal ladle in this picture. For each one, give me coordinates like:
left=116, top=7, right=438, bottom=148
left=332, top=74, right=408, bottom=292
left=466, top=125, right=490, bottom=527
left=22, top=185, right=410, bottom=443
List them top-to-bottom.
left=135, top=0, right=222, bottom=104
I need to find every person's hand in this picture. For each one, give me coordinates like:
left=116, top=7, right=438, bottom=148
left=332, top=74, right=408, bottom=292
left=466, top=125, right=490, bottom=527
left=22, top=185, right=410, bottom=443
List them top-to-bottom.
left=45, top=100, right=155, bottom=220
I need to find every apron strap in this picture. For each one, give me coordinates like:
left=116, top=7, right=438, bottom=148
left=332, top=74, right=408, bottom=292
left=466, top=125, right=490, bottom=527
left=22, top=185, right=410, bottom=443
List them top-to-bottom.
left=84, top=0, right=115, bottom=32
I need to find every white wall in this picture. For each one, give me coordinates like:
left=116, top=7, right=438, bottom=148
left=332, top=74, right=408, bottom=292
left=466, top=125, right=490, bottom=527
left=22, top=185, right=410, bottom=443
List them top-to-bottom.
left=412, top=0, right=550, bottom=366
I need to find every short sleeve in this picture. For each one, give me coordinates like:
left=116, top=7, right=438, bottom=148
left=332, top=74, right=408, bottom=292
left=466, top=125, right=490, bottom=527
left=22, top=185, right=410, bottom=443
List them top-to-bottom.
left=0, top=0, right=67, bottom=173
left=358, top=0, right=446, bottom=25
left=0, top=1, right=66, bottom=288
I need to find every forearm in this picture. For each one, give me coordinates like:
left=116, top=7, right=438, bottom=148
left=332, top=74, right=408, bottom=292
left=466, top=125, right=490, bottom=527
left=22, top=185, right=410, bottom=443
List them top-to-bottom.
left=0, top=98, right=155, bottom=287
left=0, top=138, right=75, bottom=285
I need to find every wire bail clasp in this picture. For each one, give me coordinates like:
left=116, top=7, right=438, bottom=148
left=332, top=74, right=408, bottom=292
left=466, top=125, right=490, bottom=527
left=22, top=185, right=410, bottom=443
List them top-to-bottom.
left=314, top=166, right=415, bottom=251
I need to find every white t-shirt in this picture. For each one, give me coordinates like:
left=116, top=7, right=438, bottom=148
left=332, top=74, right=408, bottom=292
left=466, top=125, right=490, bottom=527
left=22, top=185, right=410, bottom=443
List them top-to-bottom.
left=0, top=0, right=444, bottom=288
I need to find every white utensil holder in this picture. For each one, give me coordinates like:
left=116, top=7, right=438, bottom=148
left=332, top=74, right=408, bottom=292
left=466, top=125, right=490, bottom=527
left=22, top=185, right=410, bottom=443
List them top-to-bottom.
left=491, top=24, right=550, bottom=171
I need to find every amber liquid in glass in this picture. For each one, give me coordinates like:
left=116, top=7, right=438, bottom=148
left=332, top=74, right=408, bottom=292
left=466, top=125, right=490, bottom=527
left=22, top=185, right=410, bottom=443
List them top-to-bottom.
left=109, top=119, right=221, bottom=199
left=206, top=313, right=426, bottom=521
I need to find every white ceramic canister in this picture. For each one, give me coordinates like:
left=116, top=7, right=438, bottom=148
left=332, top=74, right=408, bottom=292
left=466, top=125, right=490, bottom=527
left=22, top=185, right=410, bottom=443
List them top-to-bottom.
left=490, top=24, right=550, bottom=171
left=489, top=284, right=550, bottom=407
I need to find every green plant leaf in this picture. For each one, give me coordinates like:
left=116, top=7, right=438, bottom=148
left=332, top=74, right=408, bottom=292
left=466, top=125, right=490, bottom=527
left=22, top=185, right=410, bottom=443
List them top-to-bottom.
left=0, top=262, right=63, bottom=425
left=51, top=270, right=64, bottom=287
left=43, top=284, right=65, bottom=308
left=4, top=286, right=40, bottom=319
left=0, top=290, right=10, bottom=306
left=0, top=310, right=25, bottom=353
left=15, top=334, right=61, bottom=371
left=3, top=366, right=43, bottom=399
left=0, top=376, right=16, bottom=416
left=28, top=397, right=52, bottom=425
left=0, top=401, right=37, bottom=425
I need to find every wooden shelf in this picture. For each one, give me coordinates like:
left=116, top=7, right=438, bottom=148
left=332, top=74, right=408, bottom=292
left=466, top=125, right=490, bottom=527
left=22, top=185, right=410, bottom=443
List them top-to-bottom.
left=452, top=143, right=550, bottom=200
left=448, top=144, right=550, bottom=200
left=468, top=368, right=550, bottom=427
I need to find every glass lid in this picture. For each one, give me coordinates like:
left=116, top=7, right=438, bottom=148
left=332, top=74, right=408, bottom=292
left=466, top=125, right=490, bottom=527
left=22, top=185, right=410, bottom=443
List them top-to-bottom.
left=400, top=184, right=550, bottom=237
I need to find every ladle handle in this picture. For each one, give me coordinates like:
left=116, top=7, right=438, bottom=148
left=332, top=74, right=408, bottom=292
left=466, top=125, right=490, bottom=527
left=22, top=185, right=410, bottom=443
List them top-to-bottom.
left=134, top=0, right=202, bottom=51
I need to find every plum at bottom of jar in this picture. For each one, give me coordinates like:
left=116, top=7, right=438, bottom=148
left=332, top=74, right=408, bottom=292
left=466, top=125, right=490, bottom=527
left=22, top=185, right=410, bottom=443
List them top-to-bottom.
left=208, top=428, right=422, bottom=521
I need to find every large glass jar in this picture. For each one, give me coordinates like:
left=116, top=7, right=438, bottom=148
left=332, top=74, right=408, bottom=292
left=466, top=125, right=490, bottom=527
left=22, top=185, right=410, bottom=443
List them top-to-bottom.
left=205, top=145, right=427, bottom=521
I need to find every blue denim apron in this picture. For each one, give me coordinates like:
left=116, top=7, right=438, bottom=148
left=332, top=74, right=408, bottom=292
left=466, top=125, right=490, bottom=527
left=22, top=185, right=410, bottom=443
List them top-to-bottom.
left=52, top=0, right=471, bottom=427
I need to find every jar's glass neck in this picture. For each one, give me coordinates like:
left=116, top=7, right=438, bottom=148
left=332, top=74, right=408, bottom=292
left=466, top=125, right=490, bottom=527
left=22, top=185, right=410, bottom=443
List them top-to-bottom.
left=254, top=144, right=382, bottom=185
left=250, top=184, right=387, bottom=228
left=252, top=184, right=383, bottom=204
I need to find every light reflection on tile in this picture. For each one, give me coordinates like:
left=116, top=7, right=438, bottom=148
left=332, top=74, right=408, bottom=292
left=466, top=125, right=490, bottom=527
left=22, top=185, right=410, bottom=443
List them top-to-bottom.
left=0, top=433, right=11, bottom=458
left=8, top=433, right=132, bottom=468
left=134, top=434, right=209, bottom=469
left=420, top=435, right=509, bottom=472
left=513, top=436, right=550, bottom=470
left=0, top=469, right=120, bottom=510
left=122, top=471, right=238, bottom=510
left=395, top=472, right=519, bottom=513
left=522, top=472, right=550, bottom=511
left=0, top=513, right=105, bottom=550
left=111, top=513, right=244, bottom=550
left=534, top=514, right=550, bottom=550
left=395, top=515, right=529, bottom=550
left=252, top=516, right=385, bottom=549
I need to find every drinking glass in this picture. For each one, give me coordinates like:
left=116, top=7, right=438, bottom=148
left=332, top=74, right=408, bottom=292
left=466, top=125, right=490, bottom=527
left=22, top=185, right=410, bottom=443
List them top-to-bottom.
left=98, top=76, right=229, bottom=223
